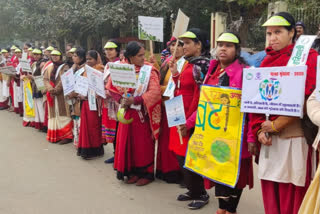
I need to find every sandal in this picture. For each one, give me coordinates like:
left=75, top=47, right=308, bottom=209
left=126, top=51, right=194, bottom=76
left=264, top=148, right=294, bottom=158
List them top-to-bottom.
left=177, top=192, right=193, bottom=201
left=187, top=194, right=209, bottom=210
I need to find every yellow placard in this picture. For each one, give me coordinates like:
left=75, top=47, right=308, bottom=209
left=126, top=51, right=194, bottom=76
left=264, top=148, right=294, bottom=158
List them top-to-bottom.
left=23, top=79, right=35, bottom=117
left=184, top=85, right=244, bottom=187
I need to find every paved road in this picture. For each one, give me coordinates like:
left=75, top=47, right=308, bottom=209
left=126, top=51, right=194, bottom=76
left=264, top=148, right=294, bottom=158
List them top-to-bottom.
left=0, top=110, right=264, bottom=214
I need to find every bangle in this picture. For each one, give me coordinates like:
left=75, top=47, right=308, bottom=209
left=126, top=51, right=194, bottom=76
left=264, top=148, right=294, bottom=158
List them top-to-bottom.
left=271, top=121, right=279, bottom=132
left=257, top=129, right=262, bottom=136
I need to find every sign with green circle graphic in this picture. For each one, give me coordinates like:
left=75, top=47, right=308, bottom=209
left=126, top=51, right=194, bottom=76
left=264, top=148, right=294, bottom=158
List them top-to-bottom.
left=211, top=140, right=231, bottom=163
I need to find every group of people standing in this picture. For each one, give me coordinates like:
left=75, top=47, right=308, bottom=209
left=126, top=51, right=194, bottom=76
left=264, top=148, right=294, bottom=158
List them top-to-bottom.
left=0, top=11, right=320, bottom=214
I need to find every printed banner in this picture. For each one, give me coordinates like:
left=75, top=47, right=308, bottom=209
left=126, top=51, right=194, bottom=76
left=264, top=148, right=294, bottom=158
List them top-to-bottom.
left=138, top=16, right=163, bottom=42
left=241, top=66, right=307, bottom=118
left=23, top=79, right=35, bottom=117
left=184, top=86, right=244, bottom=188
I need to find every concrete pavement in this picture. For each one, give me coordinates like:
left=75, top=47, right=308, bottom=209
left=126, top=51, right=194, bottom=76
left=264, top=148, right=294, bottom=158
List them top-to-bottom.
left=0, top=110, right=264, bottom=214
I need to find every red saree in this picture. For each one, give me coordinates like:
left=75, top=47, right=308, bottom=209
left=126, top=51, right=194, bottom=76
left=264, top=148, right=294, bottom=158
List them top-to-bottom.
left=106, top=61, right=161, bottom=180
left=77, top=64, right=104, bottom=159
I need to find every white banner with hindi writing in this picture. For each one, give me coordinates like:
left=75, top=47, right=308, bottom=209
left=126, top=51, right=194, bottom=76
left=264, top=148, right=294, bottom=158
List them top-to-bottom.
left=241, top=66, right=307, bottom=117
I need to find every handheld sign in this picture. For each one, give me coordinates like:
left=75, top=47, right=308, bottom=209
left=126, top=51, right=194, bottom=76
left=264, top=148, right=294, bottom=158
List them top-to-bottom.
left=172, top=9, right=190, bottom=59
left=172, top=9, right=190, bottom=38
left=138, top=16, right=164, bottom=42
left=19, top=58, right=32, bottom=73
left=109, top=63, right=137, bottom=89
left=85, top=65, right=106, bottom=99
left=241, top=65, right=307, bottom=118
left=0, top=66, right=17, bottom=76
left=61, top=68, right=75, bottom=96
left=74, top=75, right=89, bottom=97
left=34, top=76, right=45, bottom=91
left=185, top=86, right=244, bottom=188
left=165, top=95, right=186, bottom=145
left=165, top=95, right=186, bottom=127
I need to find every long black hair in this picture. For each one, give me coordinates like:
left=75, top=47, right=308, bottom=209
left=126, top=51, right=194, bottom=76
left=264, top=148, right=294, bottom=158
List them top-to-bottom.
left=273, top=12, right=297, bottom=42
left=188, top=28, right=210, bottom=57
left=124, top=41, right=144, bottom=63
left=75, top=47, right=86, bottom=65
left=87, top=50, right=99, bottom=61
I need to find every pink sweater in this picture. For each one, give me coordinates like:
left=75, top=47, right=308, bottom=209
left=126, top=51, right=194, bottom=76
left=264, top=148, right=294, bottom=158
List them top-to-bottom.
left=186, top=59, right=255, bottom=159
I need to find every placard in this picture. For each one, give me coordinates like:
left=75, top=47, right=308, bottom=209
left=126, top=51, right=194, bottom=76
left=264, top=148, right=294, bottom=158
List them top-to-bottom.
left=172, top=9, right=190, bottom=38
left=138, top=16, right=163, bottom=42
left=19, top=59, right=32, bottom=73
left=109, top=63, right=137, bottom=88
left=86, top=65, right=106, bottom=99
left=0, top=66, right=17, bottom=76
left=241, top=66, right=307, bottom=117
left=61, top=68, right=75, bottom=96
left=34, top=76, right=45, bottom=91
left=74, top=76, right=89, bottom=97
left=185, top=86, right=244, bottom=188
left=164, top=95, right=186, bottom=127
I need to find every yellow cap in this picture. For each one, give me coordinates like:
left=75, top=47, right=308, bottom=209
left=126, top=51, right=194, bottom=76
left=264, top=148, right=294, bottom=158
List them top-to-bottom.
left=262, top=16, right=291, bottom=27
left=179, top=31, right=197, bottom=39
left=217, top=33, right=239, bottom=44
left=104, top=42, right=118, bottom=49
left=10, top=45, right=17, bottom=50
left=46, top=46, right=54, bottom=51
left=28, top=47, right=33, bottom=51
left=69, top=47, right=76, bottom=53
left=15, top=48, right=22, bottom=53
left=1, top=49, right=8, bottom=53
left=32, top=49, right=42, bottom=54
left=51, top=50, right=62, bottom=56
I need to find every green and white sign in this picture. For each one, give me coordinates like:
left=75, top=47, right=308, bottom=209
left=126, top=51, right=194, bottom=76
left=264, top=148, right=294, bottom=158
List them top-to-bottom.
left=138, top=16, right=163, bottom=42
left=287, top=35, right=316, bottom=66
left=109, top=63, right=137, bottom=88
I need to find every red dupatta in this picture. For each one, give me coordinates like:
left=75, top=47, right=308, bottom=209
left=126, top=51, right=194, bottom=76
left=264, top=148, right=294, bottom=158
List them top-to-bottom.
left=251, top=44, right=318, bottom=138
left=106, top=60, right=162, bottom=140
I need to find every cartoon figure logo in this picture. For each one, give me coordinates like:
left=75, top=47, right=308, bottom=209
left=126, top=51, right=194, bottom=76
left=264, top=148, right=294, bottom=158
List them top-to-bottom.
left=259, top=78, right=281, bottom=101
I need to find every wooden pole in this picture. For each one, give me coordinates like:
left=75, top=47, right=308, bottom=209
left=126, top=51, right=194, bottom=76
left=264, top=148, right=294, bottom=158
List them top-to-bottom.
left=149, top=40, right=154, bottom=58
left=171, top=40, right=179, bottom=61
left=177, top=126, right=183, bottom=145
